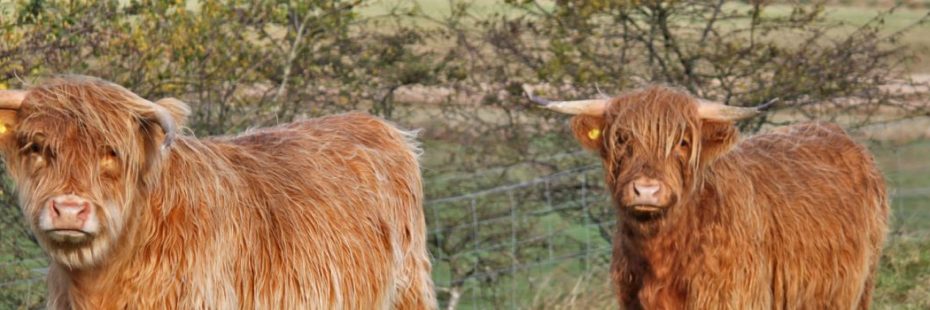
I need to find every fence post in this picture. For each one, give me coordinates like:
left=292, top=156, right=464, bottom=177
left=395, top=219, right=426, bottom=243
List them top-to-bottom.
left=582, top=173, right=591, bottom=270
left=545, top=179, right=553, bottom=262
left=509, top=191, right=517, bottom=309
left=470, top=197, right=478, bottom=310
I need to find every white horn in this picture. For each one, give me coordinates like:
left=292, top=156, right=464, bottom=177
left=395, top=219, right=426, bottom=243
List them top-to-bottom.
left=524, top=86, right=608, bottom=116
left=0, top=90, right=26, bottom=110
left=696, top=99, right=776, bottom=122
left=152, top=104, right=178, bottom=149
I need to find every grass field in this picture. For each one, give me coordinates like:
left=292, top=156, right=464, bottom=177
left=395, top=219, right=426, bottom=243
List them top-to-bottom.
left=361, top=0, right=930, bottom=72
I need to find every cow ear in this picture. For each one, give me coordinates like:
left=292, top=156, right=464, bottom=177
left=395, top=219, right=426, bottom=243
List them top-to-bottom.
left=0, top=90, right=25, bottom=152
left=0, top=109, right=19, bottom=150
left=570, top=115, right=606, bottom=153
left=699, top=120, right=739, bottom=165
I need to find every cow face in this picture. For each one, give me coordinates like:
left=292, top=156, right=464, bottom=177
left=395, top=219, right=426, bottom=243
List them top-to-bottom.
left=0, top=77, right=187, bottom=269
left=528, top=87, right=756, bottom=219
left=576, top=92, right=739, bottom=218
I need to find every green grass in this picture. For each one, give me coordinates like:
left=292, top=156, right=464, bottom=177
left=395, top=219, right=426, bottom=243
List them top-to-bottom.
left=875, top=237, right=930, bottom=309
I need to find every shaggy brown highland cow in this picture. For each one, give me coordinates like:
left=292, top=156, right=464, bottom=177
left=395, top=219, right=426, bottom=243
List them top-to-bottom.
left=0, top=76, right=435, bottom=309
left=529, top=86, right=888, bottom=309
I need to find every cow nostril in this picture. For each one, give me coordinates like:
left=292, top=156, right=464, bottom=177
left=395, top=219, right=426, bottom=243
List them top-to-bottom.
left=51, top=203, right=61, bottom=217
left=77, top=203, right=91, bottom=219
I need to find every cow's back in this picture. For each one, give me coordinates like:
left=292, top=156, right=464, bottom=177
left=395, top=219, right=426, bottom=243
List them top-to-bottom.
left=195, top=112, right=431, bottom=308
left=722, top=122, right=888, bottom=309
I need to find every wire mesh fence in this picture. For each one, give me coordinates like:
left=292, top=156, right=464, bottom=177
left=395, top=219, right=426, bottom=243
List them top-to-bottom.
left=1, top=141, right=930, bottom=309
left=426, top=165, right=614, bottom=309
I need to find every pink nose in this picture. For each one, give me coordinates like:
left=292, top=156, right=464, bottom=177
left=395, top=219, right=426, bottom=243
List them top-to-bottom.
left=631, top=178, right=662, bottom=205
left=50, top=197, right=91, bottom=230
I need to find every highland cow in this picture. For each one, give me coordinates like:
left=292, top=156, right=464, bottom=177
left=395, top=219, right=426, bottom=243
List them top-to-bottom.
left=0, top=76, right=435, bottom=309
left=529, top=86, right=888, bottom=309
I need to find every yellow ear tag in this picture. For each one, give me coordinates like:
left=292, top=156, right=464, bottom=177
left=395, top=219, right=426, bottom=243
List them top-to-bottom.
left=0, top=123, right=7, bottom=134
left=587, top=128, right=601, bottom=140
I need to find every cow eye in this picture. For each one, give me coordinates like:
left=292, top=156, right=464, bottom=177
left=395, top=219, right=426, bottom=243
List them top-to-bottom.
left=616, top=132, right=629, bottom=145
left=20, top=134, right=47, bottom=154
left=20, top=135, right=50, bottom=172
left=677, top=138, right=691, bottom=158
left=21, top=139, right=43, bottom=155
left=27, top=143, right=41, bottom=154
left=100, top=146, right=121, bottom=177
left=105, top=147, right=119, bottom=158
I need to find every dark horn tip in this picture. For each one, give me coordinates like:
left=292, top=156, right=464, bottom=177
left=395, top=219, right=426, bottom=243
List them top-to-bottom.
left=522, top=86, right=552, bottom=106
left=526, top=94, right=552, bottom=106
left=756, top=98, right=779, bottom=111
left=162, top=134, right=176, bottom=150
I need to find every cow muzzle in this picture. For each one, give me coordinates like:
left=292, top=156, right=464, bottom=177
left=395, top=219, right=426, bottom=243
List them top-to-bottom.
left=622, top=178, right=673, bottom=213
left=39, top=195, right=100, bottom=243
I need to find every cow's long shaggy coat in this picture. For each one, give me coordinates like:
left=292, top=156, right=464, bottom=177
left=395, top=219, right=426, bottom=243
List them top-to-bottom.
left=0, top=77, right=435, bottom=309
left=568, top=87, right=888, bottom=309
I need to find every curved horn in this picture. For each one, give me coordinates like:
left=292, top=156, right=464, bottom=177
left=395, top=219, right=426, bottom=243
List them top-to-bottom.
left=523, top=86, right=608, bottom=115
left=0, top=90, right=26, bottom=110
left=696, top=99, right=776, bottom=122
left=150, top=104, right=177, bottom=150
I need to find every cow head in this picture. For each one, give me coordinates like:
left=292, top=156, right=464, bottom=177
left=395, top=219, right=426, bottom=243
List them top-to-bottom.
left=0, top=76, right=190, bottom=269
left=529, top=86, right=767, bottom=220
